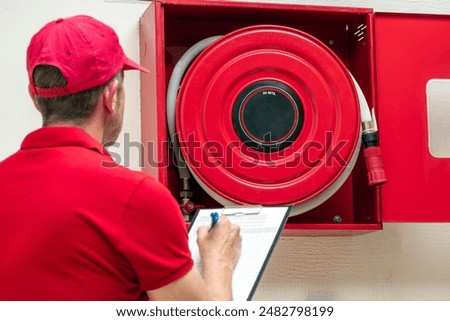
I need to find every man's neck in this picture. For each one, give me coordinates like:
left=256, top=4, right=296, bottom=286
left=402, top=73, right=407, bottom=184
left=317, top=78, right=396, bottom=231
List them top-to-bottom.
left=44, top=121, right=104, bottom=145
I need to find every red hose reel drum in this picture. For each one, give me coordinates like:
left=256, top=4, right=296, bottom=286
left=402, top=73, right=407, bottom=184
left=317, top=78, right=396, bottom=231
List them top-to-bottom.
left=175, top=25, right=361, bottom=215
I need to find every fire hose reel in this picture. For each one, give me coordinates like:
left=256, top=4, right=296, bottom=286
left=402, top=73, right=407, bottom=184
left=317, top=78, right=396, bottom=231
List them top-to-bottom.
left=168, top=25, right=382, bottom=216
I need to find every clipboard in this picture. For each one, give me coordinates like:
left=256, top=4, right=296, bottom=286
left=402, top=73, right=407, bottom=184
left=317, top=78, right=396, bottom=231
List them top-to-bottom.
left=188, top=205, right=292, bottom=301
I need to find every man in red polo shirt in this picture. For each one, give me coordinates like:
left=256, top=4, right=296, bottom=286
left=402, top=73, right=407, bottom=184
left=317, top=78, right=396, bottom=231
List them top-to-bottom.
left=0, top=15, right=241, bottom=300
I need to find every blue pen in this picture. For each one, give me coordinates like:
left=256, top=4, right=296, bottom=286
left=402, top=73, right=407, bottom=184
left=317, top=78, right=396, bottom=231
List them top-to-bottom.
left=210, top=212, right=219, bottom=231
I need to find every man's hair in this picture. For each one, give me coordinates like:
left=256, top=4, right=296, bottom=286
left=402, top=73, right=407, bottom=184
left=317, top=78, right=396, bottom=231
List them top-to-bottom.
left=33, top=65, right=122, bottom=126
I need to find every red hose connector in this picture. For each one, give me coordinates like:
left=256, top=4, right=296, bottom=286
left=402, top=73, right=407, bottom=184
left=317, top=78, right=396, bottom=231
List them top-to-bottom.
left=363, top=146, right=387, bottom=186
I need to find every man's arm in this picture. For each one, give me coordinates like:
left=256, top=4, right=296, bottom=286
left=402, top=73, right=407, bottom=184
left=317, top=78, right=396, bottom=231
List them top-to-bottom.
left=147, top=216, right=241, bottom=300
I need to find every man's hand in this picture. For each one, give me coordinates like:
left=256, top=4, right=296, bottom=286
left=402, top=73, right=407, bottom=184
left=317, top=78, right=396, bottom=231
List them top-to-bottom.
left=147, top=215, right=241, bottom=301
left=196, top=215, right=242, bottom=300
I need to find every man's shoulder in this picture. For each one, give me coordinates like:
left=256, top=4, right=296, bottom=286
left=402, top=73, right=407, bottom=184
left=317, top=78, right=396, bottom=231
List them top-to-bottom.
left=98, top=161, right=155, bottom=186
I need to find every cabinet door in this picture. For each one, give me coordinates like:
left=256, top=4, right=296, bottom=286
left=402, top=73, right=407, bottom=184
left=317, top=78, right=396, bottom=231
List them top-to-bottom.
left=375, top=13, right=450, bottom=222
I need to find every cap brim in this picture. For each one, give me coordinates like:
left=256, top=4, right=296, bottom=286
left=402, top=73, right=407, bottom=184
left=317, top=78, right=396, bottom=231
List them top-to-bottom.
left=123, top=56, right=149, bottom=73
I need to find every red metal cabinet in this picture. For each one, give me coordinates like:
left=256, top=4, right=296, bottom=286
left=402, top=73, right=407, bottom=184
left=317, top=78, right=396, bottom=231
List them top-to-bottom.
left=139, top=0, right=450, bottom=233
left=374, top=13, right=450, bottom=222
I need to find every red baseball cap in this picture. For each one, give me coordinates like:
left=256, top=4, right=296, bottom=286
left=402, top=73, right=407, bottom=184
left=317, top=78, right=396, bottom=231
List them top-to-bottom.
left=27, top=15, right=148, bottom=98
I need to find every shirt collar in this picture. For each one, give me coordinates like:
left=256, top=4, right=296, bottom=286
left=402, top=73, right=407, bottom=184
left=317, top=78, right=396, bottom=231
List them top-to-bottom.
left=20, top=127, right=110, bottom=156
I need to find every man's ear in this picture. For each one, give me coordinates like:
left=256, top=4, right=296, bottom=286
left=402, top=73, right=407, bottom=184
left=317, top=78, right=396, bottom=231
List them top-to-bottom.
left=102, top=79, right=119, bottom=114
left=28, top=85, right=41, bottom=113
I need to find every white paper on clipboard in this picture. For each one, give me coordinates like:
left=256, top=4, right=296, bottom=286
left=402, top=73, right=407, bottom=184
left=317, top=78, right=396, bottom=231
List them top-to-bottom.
left=188, top=205, right=291, bottom=301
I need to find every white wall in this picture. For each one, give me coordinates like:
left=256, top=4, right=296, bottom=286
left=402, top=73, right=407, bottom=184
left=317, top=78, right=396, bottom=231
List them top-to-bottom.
left=2, top=0, right=450, bottom=301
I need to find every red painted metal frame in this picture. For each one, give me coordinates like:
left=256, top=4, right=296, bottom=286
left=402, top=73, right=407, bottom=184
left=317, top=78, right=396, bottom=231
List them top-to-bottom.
left=140, top=0, right=382, bottom=234
left=375, top=13, right=450, bottom=223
